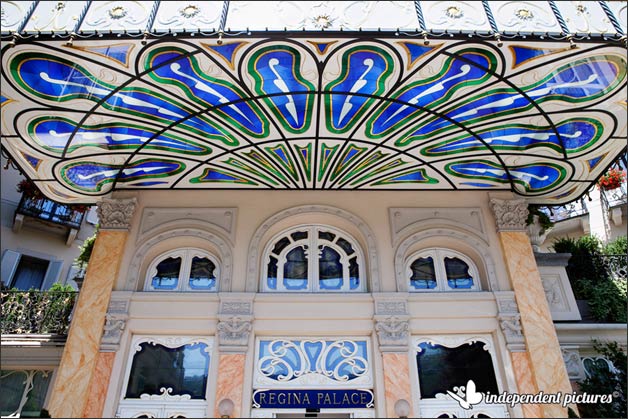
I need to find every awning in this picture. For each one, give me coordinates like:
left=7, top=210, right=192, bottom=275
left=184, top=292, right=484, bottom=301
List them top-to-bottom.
left=1, top=2, right=626, bottom=204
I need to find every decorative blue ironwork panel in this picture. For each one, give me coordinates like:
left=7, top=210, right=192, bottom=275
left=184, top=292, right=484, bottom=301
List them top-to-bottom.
left=254, top=339, right=372, bottom=388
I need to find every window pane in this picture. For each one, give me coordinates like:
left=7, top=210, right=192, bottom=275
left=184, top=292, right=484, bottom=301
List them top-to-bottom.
left=290, top=231, right=308, bottom=242
left=318, top=231, right=336, bottom=242
left=272, top=237, right=291, bottom=255
left=336, top=237, right=355, bottom=255
left=319, top=246, right=343, bottom=290
left=283, top=247, right=308, bottom=290
left=11, top=256, right=48, bottom=290
left=267, top=256, right=278, bottom=289
left=349, top=256, right=360, bottom=290
left=151, top=257, right=181, bottom=290
left=188, top=257, right=216, bottom=291
left=410, top=257, right=437, bottom=289
left=444, top=257, right=474, bottom=289
left=416, top=341, right=499, bottom=398
left=126, top=342, right=210, bottom=399
left=0, top=370, right=51, bottom=418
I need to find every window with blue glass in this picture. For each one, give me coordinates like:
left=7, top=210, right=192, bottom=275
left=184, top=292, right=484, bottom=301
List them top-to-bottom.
left=262, top=226, right=365, bottom=292
left=145, top=249, right=218, bottom=292
left=407, top=249, right=479, bottom=292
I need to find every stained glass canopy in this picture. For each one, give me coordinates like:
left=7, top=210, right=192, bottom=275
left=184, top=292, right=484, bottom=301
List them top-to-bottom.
left=1, top=3, right=627, bottom=204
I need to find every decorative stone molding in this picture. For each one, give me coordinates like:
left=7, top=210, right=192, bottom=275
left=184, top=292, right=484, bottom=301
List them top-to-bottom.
left=96, top=198, right=137, bottom=230
left=489, top=198, right=528, bottom=232
left=246, top=205, right=380, bottom=292
left=138, top=207, right=237, bottom=243
left=389, top=207, right=487, bottom=246
left=126, top=228, right=233, bottom=291
left=394, top=228, right=498, bottom=292
left=534, top=252, right=571, bottom=267
left=101, top=291, right=132, bottom=351
left=494, top=291, right=525, bottom=352
left=217, top=316, right=252, bottom=352
left=375, top=316, right=410, bottom=352
left=561, top=347, right=585, bottom=380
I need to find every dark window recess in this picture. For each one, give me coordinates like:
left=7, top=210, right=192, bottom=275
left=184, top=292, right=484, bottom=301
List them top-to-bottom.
left=318, top=231, right=336, bottom=242
left=10, top=255, right=49, bottom=290
left=151, top=257, right=182, bottom=290
left=409, top=257, right=436, bottom=289
left=416, top=341, right=499, bottom=398
left=125, top=342, right=210, bottom=399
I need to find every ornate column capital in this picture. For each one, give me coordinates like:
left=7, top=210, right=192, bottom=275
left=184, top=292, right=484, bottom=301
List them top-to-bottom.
left=97, top=198, right=138, bottom=230
left=489, top=198, right=529, bottom=232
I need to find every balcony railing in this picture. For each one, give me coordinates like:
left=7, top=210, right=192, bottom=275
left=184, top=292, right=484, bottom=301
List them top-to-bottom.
left=601, top=182, right=628, bottom=209
left=16, top=195, right=85, bottom=229
left=548, top=198, right=589, bottom=223
left=602, top=254, right=628, bottom=281
left=1, top=290, right=78, bottom=335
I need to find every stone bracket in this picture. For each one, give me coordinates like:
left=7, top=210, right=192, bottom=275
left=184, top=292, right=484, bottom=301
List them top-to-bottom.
left=100, top=291, right=133, bottom=352
left=494, top=291, right=525, bottom=352
left=373, top=293, right=410, bottom=352
left=217, top=294, right=255, bottom=353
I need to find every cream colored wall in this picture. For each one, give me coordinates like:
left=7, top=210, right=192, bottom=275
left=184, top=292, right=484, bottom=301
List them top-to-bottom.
left=100, top=189, right=525, bottom=417
left=112, top=189, right=512, bottom=293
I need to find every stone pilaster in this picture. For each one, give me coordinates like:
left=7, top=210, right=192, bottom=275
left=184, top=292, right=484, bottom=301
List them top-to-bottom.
left=48, top=198, right=136, bottom=418
left=490, top=198, right=574, bottom=418
left=214, top=294, right=254, bottom=418
left=373, top=294, right=413, bottom=419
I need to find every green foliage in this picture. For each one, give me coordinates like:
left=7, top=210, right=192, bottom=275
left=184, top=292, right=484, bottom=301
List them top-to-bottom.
left=526, top=205, right=554, bottom=234
left=75, top=233, right=97, bottom=269
left=551, top=236, right=626, bottom=322
left=551, top=236, right=609, bottom=292
left=603, top=236, right=628, bottom=256
left=587, top=279, right=627, bottom=323
left=0, top=287, right=78, bottom=334
left=577, top=340, right=627, bottom=418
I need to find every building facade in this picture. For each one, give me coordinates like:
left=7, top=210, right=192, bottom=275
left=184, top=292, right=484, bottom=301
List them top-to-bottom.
left=1, top=1, right=627, bottom=418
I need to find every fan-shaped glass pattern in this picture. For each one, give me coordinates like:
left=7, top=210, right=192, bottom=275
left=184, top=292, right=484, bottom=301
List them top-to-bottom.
left=1, top=37, right=625, bottom=204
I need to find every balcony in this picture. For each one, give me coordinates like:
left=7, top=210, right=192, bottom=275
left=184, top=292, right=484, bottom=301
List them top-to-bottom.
left=13, top=195, right=87, bottom=245
left=0, top=289, right=78, bottom=335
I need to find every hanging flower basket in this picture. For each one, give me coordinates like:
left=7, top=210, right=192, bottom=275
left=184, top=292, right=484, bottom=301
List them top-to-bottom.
left=597, top=168, right=626, bottom=191
left=16, top=179, right=43, bottom=199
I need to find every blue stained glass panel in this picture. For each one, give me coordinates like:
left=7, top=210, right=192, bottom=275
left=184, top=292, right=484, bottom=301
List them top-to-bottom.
left=319, top=246, right=343, bottom=290
left=283, top=247, right=308, bottom=290
left=151, top=256, right=181, bottom=290
left=267, top=256, right=278, bottom=290
left=188, top=257, right=216, bottom=291
left=410, top=257, right=436, bottom=290
left=444, top=257, right=474, bottom=289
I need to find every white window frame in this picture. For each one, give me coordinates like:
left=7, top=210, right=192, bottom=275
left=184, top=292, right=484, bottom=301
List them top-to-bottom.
left=261, top=225, right=366, bottom=293
left=144, top=248, right=219, bottom=292
left=406, top=248, right=480, bottom=292
left=117, top=335, right=214, bottom=418
left=412, top=335, right=509, bottom=418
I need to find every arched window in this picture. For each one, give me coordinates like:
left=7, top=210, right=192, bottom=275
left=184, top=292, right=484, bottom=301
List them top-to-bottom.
left=262, top=226, right=365, bottom=292
left=144, top=249, right=219, bottom=292
left=407, top=249, right=480, bottom=292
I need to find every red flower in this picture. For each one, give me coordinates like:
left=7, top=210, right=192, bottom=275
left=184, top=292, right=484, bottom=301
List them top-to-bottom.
left=597, top=168, right=626, bottom=191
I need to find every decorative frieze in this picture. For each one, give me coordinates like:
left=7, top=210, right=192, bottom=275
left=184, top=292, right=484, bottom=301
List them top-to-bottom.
left=97, top=198, right=137, bottom=230
left=489, top=198, right=528, bottom=232
left=494, top=291, right=526, bottom=352
left=101, top=292, right=132, bottom=351
left=217, top=316, right=252, bottom=352
left=375, top=316, right=410, bottom=352
left=561, top=347, right=585, bottom=380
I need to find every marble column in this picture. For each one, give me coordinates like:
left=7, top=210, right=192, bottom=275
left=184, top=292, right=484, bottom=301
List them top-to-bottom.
left=47, top=198, right=137, bottom=418
left=490, top=198, right=573, bottom=418
left=213, top=296, right=253, bottom=418
left=374, top=296, right=413, bottom=418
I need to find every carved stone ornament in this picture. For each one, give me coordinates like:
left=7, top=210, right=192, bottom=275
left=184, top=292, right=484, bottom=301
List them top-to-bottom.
left=96, top=198, right=137, bottom=230
left=489, top=198, right=529, bottom=232
left=101, top=313, right=128, bottom=351
left=498, top=313, right=525, bottom=352
left=217, top=316, right=252, bottom=350
left=375, top=316, right=409, bottom=351
left=562, top=347, right=585, bottom=380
